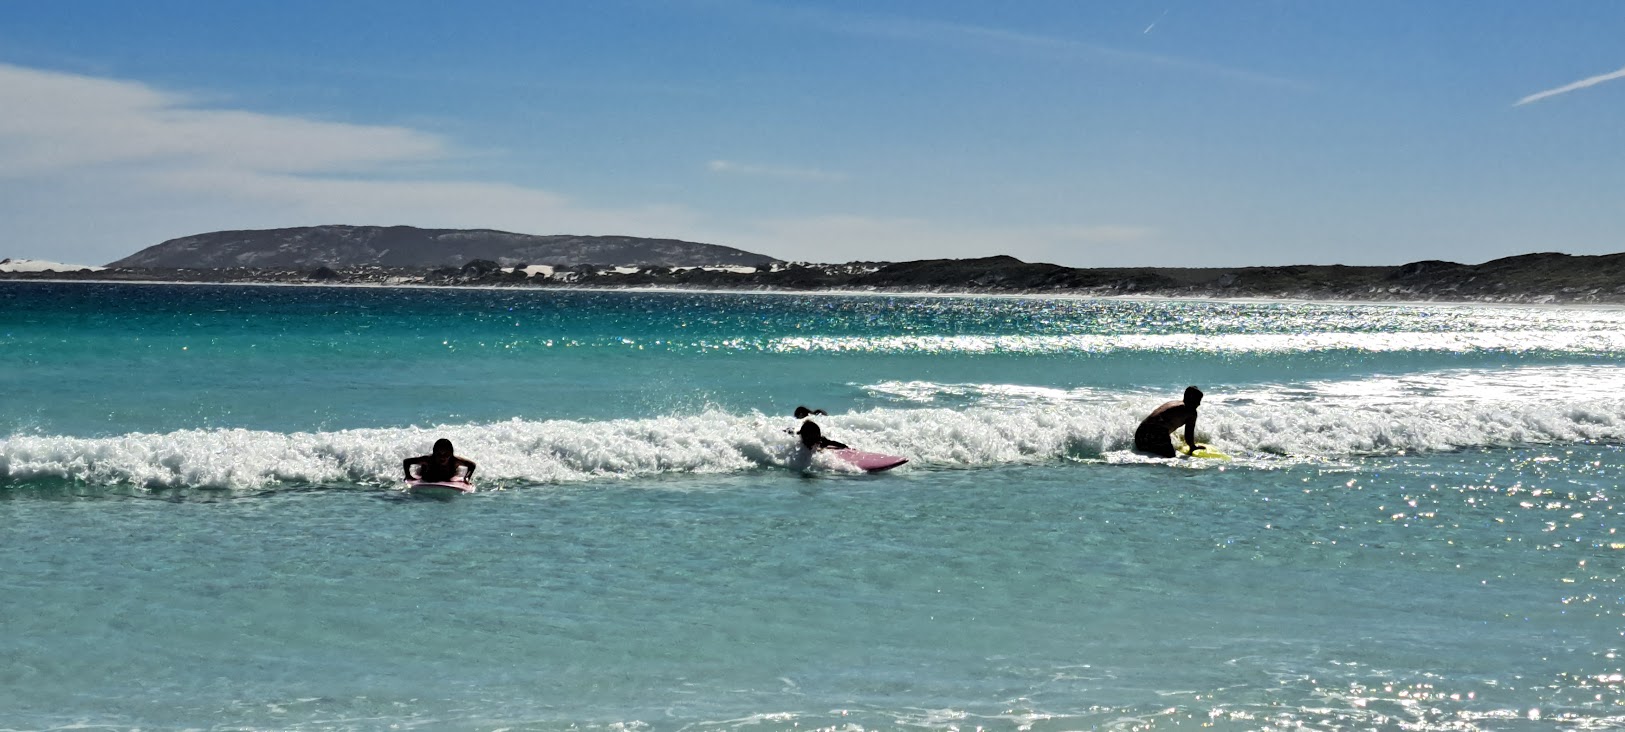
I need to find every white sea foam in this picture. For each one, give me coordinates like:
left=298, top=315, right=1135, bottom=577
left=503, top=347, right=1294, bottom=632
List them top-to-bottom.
left=769, top=329, right=1625, bottom=355
left=870, top=365, right=1625, bottom=407
left=865, top=366, right=1625, bottom=458
left=3, top=376, right=1623, bottom=491
left=0, top=412, right=796, bottom=491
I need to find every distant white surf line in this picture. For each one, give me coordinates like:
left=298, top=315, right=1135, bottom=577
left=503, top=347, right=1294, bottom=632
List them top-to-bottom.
left=6, top=277, right=1623, bottom=311
left=772, top=330, right=1625, bottom=355
left=866, top=365, right=1625, bottom=407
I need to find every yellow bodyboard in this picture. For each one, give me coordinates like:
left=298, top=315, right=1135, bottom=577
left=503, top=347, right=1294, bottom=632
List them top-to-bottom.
left=1177, top=439, right=1232, bottom=460
left=1187, top=446, right=1231, bottom=460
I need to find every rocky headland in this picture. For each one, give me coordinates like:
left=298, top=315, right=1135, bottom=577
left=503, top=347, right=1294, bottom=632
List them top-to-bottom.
left=106, top=225, right=777, bottom=270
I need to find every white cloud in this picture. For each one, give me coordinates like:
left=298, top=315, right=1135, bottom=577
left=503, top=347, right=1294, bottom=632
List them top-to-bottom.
left=0, top=61, right=1154, bottom=269
left=0, top=62, right=706, bottom=263
left=0, top=63, right=444, bottom=176
left=1515, top=64, right=1625, bottom=106
left=706, top=159, right=847, bottom=182
left=0, top=165, right=706, bottom=265
left=148, top=168, right=702, bottom=236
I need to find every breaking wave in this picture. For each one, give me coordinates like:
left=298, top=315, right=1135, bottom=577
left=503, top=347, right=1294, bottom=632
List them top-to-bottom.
left=3, top=368, right=1622, bottom=493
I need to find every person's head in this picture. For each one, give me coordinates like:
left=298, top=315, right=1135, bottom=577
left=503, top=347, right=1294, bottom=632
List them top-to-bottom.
left=1183, top=386, right=1204, bottom=407
left=794, top=406, right=812, bottom=419
left=797, top=420, right=821, bottom=448
left=432, top=438, right=454, bottom=460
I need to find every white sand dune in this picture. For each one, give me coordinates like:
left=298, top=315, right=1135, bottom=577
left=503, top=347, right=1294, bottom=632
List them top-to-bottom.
left=0, top=258, right=105, bottom=272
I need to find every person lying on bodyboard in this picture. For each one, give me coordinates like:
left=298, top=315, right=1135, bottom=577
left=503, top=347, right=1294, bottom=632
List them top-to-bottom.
left=797, top=419, right=848, bottom=451
left=403, top=438, right=477, bottom=482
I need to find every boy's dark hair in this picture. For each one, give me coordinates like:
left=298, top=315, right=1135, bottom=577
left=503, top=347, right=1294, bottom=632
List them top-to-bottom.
left=797, top=420, right=821, bottom=447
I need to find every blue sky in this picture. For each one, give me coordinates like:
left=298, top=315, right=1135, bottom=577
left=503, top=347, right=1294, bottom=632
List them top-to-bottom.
left=1, top=0, right=1622, bottom=268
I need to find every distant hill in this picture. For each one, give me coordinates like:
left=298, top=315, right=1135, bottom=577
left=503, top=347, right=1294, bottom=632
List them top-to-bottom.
left=106, top=225, right=780, bottom=269
left=11, top=234, right=1610, bottom=304
left=599, top=251, right=1625, bottom=304
left=822, top=251, right=1625, bottom=302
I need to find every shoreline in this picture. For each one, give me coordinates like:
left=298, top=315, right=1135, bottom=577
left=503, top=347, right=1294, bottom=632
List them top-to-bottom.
left=8, top=249, right=1625, bottom=306
left=5, top=274, right=1624, bottom=311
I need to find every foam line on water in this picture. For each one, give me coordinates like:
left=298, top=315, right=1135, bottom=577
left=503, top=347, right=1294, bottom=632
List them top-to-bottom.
left=766, top=330, right=1625, bottom=355
left=867, top=365, right=1625, bottom=408
left=2, top=392, right=1623, bottom=491
left=0, top=412, right=795, bottom=491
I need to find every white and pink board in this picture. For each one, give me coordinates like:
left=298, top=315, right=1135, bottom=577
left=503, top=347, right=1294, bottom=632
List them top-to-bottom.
left=831, top=449, right=909, bottom=472
left=404, top=479, right=476, bottom=496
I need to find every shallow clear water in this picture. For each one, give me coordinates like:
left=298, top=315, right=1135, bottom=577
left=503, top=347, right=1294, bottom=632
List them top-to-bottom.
left=3, top=282, right=1625, bottom=730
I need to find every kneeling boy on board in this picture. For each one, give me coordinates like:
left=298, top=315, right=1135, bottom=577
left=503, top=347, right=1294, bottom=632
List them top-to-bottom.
left=1134, top=386, right=1205, bottom=458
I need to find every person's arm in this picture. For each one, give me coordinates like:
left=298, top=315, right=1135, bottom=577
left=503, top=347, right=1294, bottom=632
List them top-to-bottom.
left=1184, top=413, right=1199, bottom=453
left=403, top=457, right=421, bottom=480
left=459, top=457, right=477, bottom=480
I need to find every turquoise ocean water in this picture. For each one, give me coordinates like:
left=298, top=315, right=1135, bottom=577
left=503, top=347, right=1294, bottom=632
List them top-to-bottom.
left=4, top=280, right=1625, bottom=731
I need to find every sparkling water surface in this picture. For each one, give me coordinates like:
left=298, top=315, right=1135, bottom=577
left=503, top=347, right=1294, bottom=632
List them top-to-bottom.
left=3, top=282, right=1625, bottom=730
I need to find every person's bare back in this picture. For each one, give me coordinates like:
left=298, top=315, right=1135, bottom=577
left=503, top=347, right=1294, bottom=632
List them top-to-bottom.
left=1134, top=386, right=1203, bottom=458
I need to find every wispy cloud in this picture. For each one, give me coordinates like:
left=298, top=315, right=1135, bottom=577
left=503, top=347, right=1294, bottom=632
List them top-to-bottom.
left=720, top=1, right=1307, bottom=91
left=0, top=61, right=1155, bottom=268
left=0, top=62, right=706, bottom=262
left=0, top=63, right=445, bottom=176
left=1515, top=65, right=1625, bottom=106
left=706, top=159, right=846, bottom=182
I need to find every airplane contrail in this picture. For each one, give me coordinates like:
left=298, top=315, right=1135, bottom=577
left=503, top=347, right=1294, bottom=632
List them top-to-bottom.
left=1144, top=8, right=1171, bottom=34
left=1515, top=64, right=1625, bottom=106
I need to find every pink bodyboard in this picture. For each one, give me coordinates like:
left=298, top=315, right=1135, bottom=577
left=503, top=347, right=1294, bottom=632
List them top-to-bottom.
left=831, top=449, right=909, bottom=472
left=405, top=479, right=476, bottom=495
